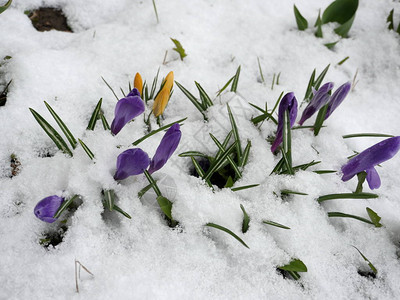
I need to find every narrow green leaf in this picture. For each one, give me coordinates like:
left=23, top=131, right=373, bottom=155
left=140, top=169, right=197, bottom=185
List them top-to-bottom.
left=0, top=0, right=12, bottom=14
left=152, top=0, right=159, bottom=23
left=293, top=5, right=308, bottom=30
left=387, top=9, right=394, bottom=30
left=315, top=10, right=323, bottom=38
left=334, top=13, right=356, bottom=37
left=171, top=38, right=187, bottom=60
left=324, top=41, right=339, bottom=49
left=337, top=56, right=349, bottom=65
left=257, top=57, right=265, bottom=83
left=314, top=64, right=330, bottom=91
left=230, top=66, right=241, bottom=92
left=149, top=68, right=160, bottom=100
left=304, top=69, right=316, bottom=102
left=217, top=76, right=234, bottom=96
left=101, top=77, right=119, bottom=101
left=175, top=81, right=207, bottom=119
left=195, top=82, right=213, bottom=108
left=87, top=98, right=103, bottom=130
left=44, top=101, right=77, bottom=149
left=249, top=102, right=266, bottom=113
left=227, top=104, right=242, bottom=162
left=313, top=104, right=328, bottom=136
left=29, top=108, right=73, bottom=156
left=282, top=110, right=292, bottom=168
left=101, top=114, right=110, bottom=130
left=132, top=118, right=187, bottom=146
left=215, top=131, right=233, bottom=160
left=210, top=133, right=242, bottom=179
left=343, top=133, right=395, bottom=139
left=78, top=139, right=95, bottom=160
left=240, top=140, right=251, bottom=168
left=203, top=142, right=237, bottom=181
left=179, top=151, right=209, bottom=158
left=191, top=157, right=212, bottom=188
left=270, top=157, right=284, bottom=175
left=292, top=160, right=321, bottom=172
left=143, top=170, right=162, bottom=197
left=313, top=170, right=336, bottom=174
left=355, top=171, right=366, bottom=194
left=224, top=176, right=234, bottom=188
left=138, top=183, right=153, bottom=199
left=231, top=184, right=259, bottom=192
left=281, top=189, right=308, bottom=196
left=103, top=190, right=115, bottom=211
left=318, top=193, right=378, bottom=203
left=53, top=195, right=79, bottom=219
left=157, top=195, right=173, bottom=220
left=113, top=204, right=132, bottom=219
left=240, top=204, right=250, bottom=233
left=366, top=207, right=382, bottom=228
left=327, top=211, right=375, bottom=225
left=263, top=220, right=290, bottom=230
left=205, top=222, right=249, bottom=249
left=353, top=246, right=378, bottom=274
left=278, top=259, right=307, bottom=272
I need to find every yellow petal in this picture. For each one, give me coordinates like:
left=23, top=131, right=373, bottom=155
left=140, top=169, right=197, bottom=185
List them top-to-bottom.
left=163, top=71, right=174, bottom=92
left=134, top=73, right=143, bottom=95
left=153, top=88, right=170, bottom=117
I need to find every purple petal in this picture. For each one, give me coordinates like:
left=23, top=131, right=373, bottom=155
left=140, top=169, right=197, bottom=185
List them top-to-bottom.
left=298, top=82, right=334, bottom=125
left=325, top=82, right=351, bottom=119
left=127, top=88, right=140, bottom=97
left=271, top=92, right=298, bottom=153
left=110, top=95, right=145, bottom=135
left=148, top=123, right=182, bottom=173
left=341, top=136, right=400, bottom=183
left=114, top=148, right=150, bottom=180
left=366, top=167, right=381, bottom=190
left=34, top=195, right=64, bottom=223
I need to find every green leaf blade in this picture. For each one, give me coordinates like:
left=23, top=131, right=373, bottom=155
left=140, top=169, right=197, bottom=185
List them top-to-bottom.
left=206, top=222, right=249, bottom=249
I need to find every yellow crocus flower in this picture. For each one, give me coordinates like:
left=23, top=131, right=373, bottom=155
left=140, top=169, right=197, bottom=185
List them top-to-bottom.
left=153, top=71, right=174, bottom=117
left=134, top=72, right=143, bottom=95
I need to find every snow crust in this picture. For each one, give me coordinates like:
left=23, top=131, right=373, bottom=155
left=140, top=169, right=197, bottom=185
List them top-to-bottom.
left=1, top=0, right=400, bottom=298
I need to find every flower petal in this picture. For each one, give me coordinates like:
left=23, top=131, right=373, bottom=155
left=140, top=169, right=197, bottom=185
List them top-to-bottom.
left=134, top=73, right=143, bottom=96
left=298, top=82, right=334, bottom=125
left=325, top=82, right=351, bottom=119
left=127, top=88, right=141, bottom=97
left=153, top=88, right=170, bottom=117
left=271, top=92, right=298, bottom=153
left=110, top=94, right=145, bottom=135
left=148, top=123, right=181, bottom=173
left=341, top=136, right=400, bottom=182
left=114, top=148, right=150, bottom=180
left=366, top=167, right=381, bottom=190
left=34, top=195, right=64, bottom=223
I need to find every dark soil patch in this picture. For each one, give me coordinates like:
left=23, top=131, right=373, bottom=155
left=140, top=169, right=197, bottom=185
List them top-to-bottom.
left=28, top=8, right=72, bottom=32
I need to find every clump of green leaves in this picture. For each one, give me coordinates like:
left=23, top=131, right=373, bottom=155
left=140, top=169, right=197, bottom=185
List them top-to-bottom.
left=294, top=0, right=358, bottom=44
left=171, top=38, right=187, bottom=61
left=302, top=64, right=330, bottom=105
left=277, top=259, right=308, bottom=280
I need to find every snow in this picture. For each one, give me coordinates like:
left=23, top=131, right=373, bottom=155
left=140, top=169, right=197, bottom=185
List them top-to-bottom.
left=1, top=0, right=400, bottom=298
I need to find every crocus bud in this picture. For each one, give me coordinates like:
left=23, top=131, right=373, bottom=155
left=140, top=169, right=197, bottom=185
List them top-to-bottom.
left=153, top=71, right=174, bottom=117
left=134, top=73, right=143, bottom=96
left=298, top=82, right=333, bottom=125
left=324, top=82, right=351, bottom=119
left=110, top=91, right=145, bottom=135
left=271, top=92, right=298, bottom=153
left=148, top=123, right=181, bottom=173
left=341, top=136, right=400, bottom=189
left=114, top=148, right=151, bottom=180
left=34, top=195, right=64, bottom=223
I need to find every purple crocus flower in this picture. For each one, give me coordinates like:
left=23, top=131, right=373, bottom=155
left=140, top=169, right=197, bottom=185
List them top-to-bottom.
left=298, top=82, right=334, bottom=125
left=324, top=82, right=351, bottom=119
left=110, top=88, right=145, bottom=135
left=271, top=92, right=298, bottom=153
left=149, top=123, right=182, bottom=173
left=341, top=136, right=400, bottom=189
left=114, top=148, right=150, bottom=180
left=34, top=195, right=64, bottom=223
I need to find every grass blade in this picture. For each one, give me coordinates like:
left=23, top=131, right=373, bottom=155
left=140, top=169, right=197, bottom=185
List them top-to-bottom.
left=152, top=0, right=159, bottom=23
left=293, top=5, right=308, bottom=30
left=257, top=57, right=265, bottom=83
left=314, top=64, right=330, bottom=91
left=230, top=66, right=241, bottom=92
left=304, top=69, right=316, bottom=102
left=216, top=76, right=234, bottom=97
left=101, top=77, right=119, bottom=101
left=175, top=81, right=207, bottom=119
left=195, top=81, right=213, bottom=108
left=87, top=98, right=103, bottom=130
left=44, top=101, right=77, bottom=149
left=227, top=104, right=242, bottom=162
left=313, top=104, right=328, bottom=136
left=29, top=108, right=73, bottom=156
left=282, top=110, right=292, bottom=171
left=101, top=114, right=110, bottom=130
left=132, top=118, right=187, bottom=146
left=215, top=131, right=233, bottom=160
left=210, top=133, right=242, bottom=179
left=342, top=133, right=394, bottom=139
left=78, top=139, right=95, bottom=160
left=240, top=140, right=251, bottom=168
left=203, top=142, right=237, bottom=181
left=179, top=151, right=209, bottom=158
left=191, top=157, right=212, bottom=187
left=143, top=170, right=162, bottom=197
left=313, top=170, right=336, bottom=174
left=138, top=183, right=153, bottom=199
left=231, top=184, right=259, bottom=192
left=103, top=189, right=115, bottom=211
left=281, top=189, right=308, bottom=196
left=318, top=192, right=378, bottom=203
left=53, top=195, right=79, bottom=219
left=157, top=195, right=173, bottom=220
left=113, top=204, right=132, bottom=219
left=240, top=204, right=250, bottom=233
left=366, top=207, right=382, bottom=228
left=327, top=212, right=374, bottom=225
left=263, top=220, right=291, bottom=229
left=205, top=222, right=249, bottom=249
left=352, top=246, right=378, bottom=275
left=278, top=259, right=307, bottom=272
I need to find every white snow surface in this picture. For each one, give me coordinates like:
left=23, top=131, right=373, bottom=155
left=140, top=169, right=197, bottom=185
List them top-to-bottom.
left=1, top=0, right=400, bottom=299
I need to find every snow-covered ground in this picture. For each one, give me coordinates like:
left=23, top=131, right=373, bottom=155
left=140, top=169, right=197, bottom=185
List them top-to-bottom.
left=1, top=0, right=400, bottom=298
